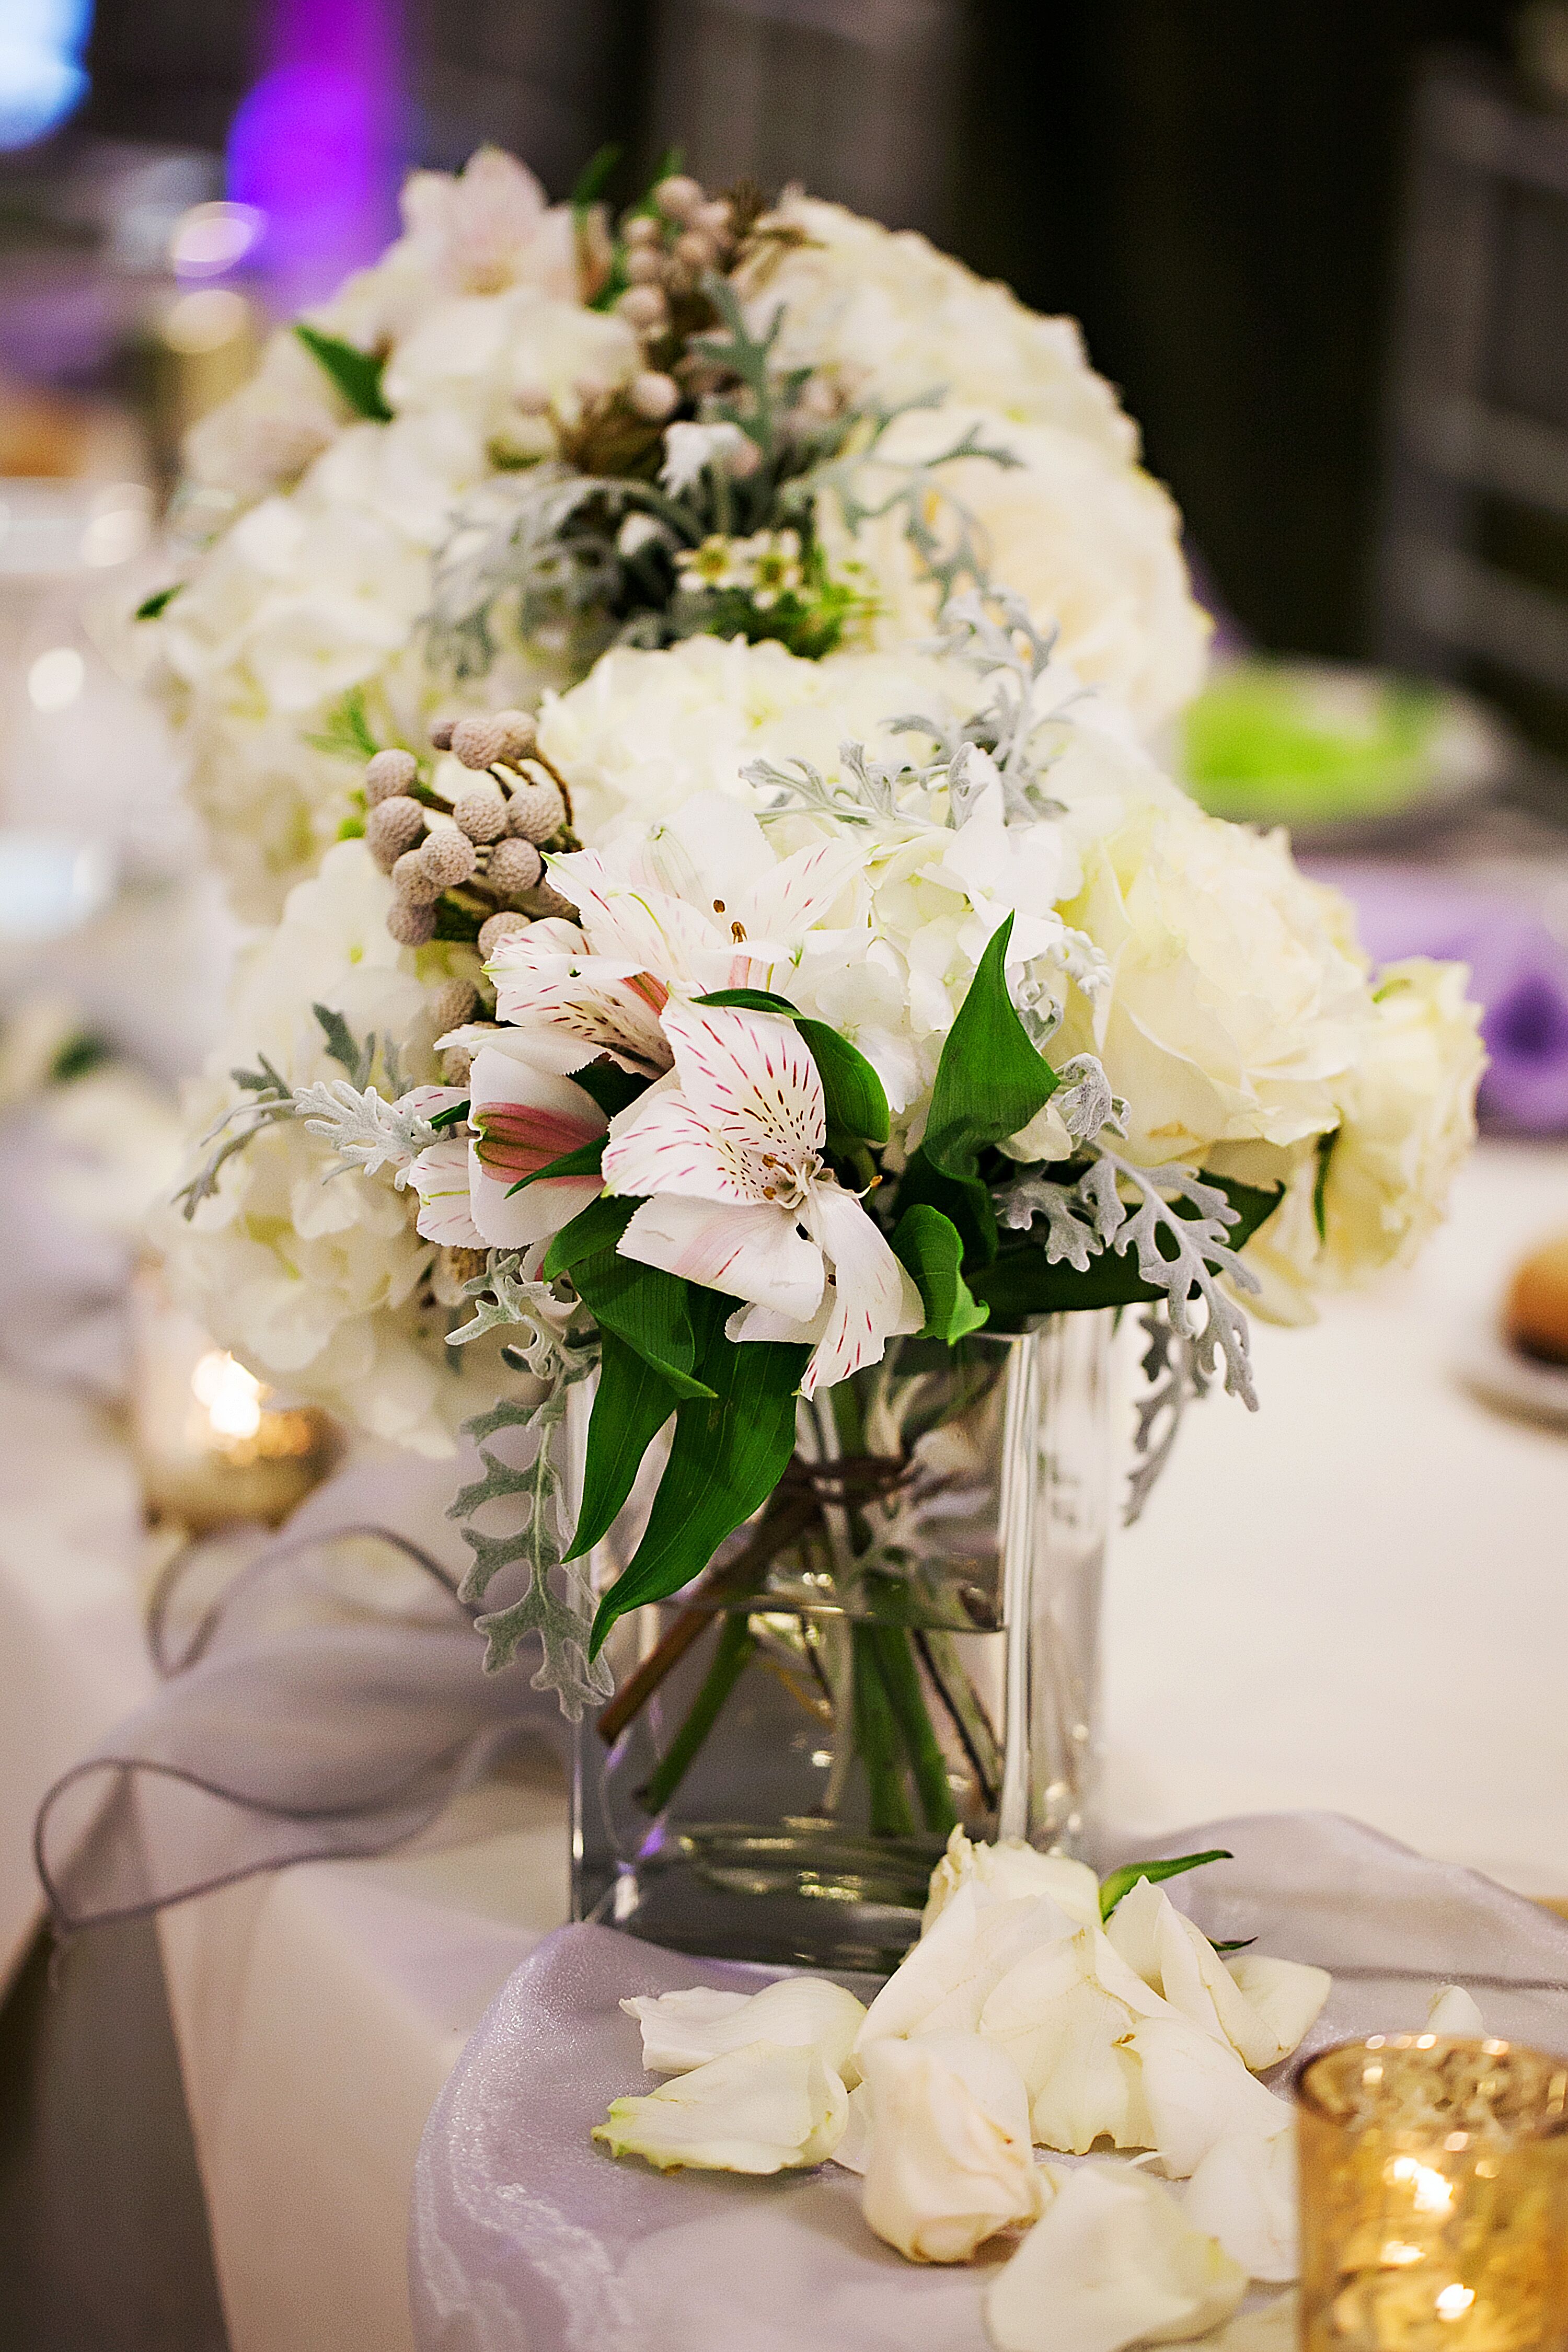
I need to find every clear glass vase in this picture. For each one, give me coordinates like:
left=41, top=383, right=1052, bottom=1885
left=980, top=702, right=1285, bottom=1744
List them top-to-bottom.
left=570, top=1312, right=1115, bottom=1970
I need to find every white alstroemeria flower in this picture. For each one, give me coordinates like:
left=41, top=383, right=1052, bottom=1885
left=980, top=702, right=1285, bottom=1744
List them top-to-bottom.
left=660, top=419, right=758, bottom=494
left=487, top=916, right=676, bottom=1078
left=603, top=1002, right=923, bottom=1396
left=405, top=1040, right=605, bottom=1250
left=923, top=1825, right=1101, bottom=1935
left=1106, top=1877, right=1330, bottom=2071
left=855, top=1882, right=1077, bottom=2058
left=979, top=1926, right=1166, bottom=2155
left=620, top=1976, right=866, bottom=2084
left=1427, top=1983, right=1484, bottom=2035
left=1125, top=2013, right=1294, bottom=2180
left=859, top=2033, right=1044, bottom=2263
left=592, top=2039, right=847, bottom=2174
left=1184, top=2126, right=1298, bottom=2284
left=986, top=2160, right=1247, bottom=2352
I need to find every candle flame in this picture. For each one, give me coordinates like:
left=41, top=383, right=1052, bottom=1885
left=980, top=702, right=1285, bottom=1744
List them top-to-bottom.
left=191, top=1351, right=264, bottom=1442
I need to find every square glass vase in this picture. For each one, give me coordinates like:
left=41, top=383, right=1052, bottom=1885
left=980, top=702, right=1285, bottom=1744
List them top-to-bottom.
left=570, top=1312, right=1114, bottom=1971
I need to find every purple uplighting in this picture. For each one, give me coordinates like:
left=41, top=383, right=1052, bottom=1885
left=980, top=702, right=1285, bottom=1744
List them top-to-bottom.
left=227, top=0, right=405, bottom=314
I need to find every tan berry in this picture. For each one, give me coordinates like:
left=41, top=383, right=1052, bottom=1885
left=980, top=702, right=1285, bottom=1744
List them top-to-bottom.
left=654, top=175, right=704, bottom=223
left=696, top=198, right=734, bottom=238
left=623, top=214, right=661, bottom=247
left=674, top=229, right=716, bottom=272
left=625, top=246, right=665, bottom=285
left=616, top=285, right=667, bottom=332
left=629, top=370, right=679, bottom=421
left=491, top=708, right=537, bottom=761
left=450, top=714, right=510, bottom=770
left=429, top=717, right=456, bottom=751
left=364, top=747, right=418, bottom=803
left=507, top=779, right=567, bottom=843
left=452, top=787, right=509, bottom=843
left=366, top=795, right=426, bottom=871
left=420, top=828, right=478, bottom=889
left=487, top=836, right=543, bottom=896
left=393, top=848, right=444, bottom=904
left=387, top=899, right=437, bottom=947
left=478, top=910, right=531, bottom=959
left=428, top=977, right=479, bottom=1036
left=441, top=1046, right=473, bottom=1084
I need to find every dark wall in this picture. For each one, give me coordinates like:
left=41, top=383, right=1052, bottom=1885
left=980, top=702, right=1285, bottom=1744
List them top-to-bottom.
left=955, top=1, right=1518, bottom=658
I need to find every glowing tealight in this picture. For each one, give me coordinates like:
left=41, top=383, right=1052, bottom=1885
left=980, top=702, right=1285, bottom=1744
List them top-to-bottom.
left=191, top=1350, right=265, bottom=1442
left=1435, top=2285, right=1474, bottom=2321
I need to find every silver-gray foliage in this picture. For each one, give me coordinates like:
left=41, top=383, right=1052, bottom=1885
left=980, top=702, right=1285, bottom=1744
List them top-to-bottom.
left=295, top=1079, right=435, bottom=1179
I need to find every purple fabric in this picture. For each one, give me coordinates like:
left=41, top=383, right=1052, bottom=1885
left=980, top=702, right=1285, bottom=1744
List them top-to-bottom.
left=1310, top=861, right=1568, bottom=1132
left=33, top=1451, right=565, bottom=1932
left=408, top=1813, right=1568, bottom=2352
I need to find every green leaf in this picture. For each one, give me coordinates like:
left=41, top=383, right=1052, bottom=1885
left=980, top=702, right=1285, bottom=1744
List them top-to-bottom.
left=571, top=142, right=622, bottom=210
left=295, top=324, right=393, bottom=421
left=135, top=584, right=181, bottom=620
left=923, top=914, right=1057, bottom=1183
left=695, top=988, right=800, bottom=1016
left=798, top=1019, right=890, bottom=1148
left=572, top=1062, right=648, bottom=1121
left=428, top=1098, right=470, bottom=1131
left=1312, top=1130, right=1336, bottom=1244
left=504, top=1137, right=605, bottom=1196
left=893, top=1146, right=997, bottom=1268
left=975, top=1176, right=1283, bottom=1322
left=544, top=1195, right=636, bottom=1279
left=892, top=1205, right=989, bottom=1343
left=571, top=1249, right=714, bottom=1401
left=589, top=1309, right=809, bottom=1655
left=568, top=1331, right=679, bottom=1561
left=1099, top=1848, right=1232, bottom=1923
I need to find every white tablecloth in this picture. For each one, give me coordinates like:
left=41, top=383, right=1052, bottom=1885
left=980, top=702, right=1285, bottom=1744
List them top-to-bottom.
left=0, top=1137, right=1564, bottom=2350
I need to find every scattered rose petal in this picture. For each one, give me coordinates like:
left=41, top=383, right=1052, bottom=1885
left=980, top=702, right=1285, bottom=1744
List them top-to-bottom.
left=923, top=1825, right=1102, bottom=1934
left=1107, top=1877, right=1329, bottom=2069
left=855, top=1882, right=1076, bottom=2057
left=979, top=1927, right=1165, bottom=2155
left=621, top=1976, right=867, bottom=2083
left=1427, top=1982, right=1484, bottom=2035
left=1125, top=2015, right=1293, bottom=2180
left=860, top=2032, right=1044, bottom=2263
left=592, top=2038, right=847, bottom=2174
left=1183, top=2128, right=1298, bottom=2282
left=986, top=2159, right=1247, bottom=2352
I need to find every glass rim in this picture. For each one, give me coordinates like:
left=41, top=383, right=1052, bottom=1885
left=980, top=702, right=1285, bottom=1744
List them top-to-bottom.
left=1296, top=2033, right=1568, bottom=2140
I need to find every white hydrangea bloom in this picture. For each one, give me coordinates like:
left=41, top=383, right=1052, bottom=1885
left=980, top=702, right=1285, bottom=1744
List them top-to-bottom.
left=735, top=195, right=1140, bottom=451
left=152, top=843, right=509, bottom=1454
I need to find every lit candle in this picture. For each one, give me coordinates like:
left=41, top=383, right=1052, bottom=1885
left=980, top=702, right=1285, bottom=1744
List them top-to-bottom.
left=130, top=1262, right=336, bottom=1532
left=1297, top=2033, right=1568, bottom=2350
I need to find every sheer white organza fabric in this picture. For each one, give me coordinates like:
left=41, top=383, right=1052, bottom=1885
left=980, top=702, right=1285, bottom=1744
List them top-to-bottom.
left=409, top=1813, right=1568, bottom=2352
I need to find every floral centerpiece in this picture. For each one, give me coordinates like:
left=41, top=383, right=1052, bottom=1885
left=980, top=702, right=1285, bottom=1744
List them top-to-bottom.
left=155, top=153, right=1484, bottom=1962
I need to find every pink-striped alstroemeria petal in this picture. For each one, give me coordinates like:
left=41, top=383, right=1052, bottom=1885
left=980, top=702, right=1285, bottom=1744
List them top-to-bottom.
left=737, top=837, right=864, bottom=945
left=554, top=855, right=720, bottom=983
left=491, top=951, right=671, bottom=1076
left=659, top=1003, right=825, bottom=1168
left=466, top=1045, right=607, bottom=1249
left=400, top=1085, right=468, bottom=1123
left=601, top=1085, right=753, bottom=1205
left=407, top=1137, right=485, bottom=1247
left=798, top=1181, right=924, bottom=1396
left=618, top=1194, right=825, bottom=1322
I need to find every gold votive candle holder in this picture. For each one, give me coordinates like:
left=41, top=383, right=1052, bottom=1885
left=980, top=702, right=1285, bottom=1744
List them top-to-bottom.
left=129, top=1262, right=337, bottom=1534
left=1298, top=2034, right=1568, bottom=2351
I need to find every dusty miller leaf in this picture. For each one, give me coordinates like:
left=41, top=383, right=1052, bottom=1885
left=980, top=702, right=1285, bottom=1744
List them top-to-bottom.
left=294, top=1080, right=434, bottom=1180
left=1125, top=1300, right=1213, bottom=1528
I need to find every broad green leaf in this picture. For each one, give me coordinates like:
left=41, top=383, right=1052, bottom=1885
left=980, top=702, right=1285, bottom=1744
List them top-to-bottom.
left=571, top=142, right=622, bottom=209
left=295, top=324, right=393, bottom=421
left=135, top=584, right=181, bottom=620
left=923, top=914, right=1057, bottom=1183
left=695, top=988, right=799, bottom=1015
left=797, top=1019, right=890, bottom=1148
left=572, top=1062, right=648, bottom=1121
left=428, top=1098, right=470, bottom=1132
left=504, top=1137, right=604, bottom=1196
left=893, top=1146, right=997, bottom=1268
left=543, top=1195, right=635, bottom=1279
left=892, top=1205, right=989, bottom=1343
left=571, top=1248, right=714, bottom=1400
left=589, top=1309, right=809, bottom=1655
left=568, top=1331, right=678, bottom=1561
left=1099, top=1848, right=1232, bottom=1923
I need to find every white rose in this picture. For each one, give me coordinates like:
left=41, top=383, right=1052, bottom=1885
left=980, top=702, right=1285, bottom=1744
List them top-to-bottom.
left=736, top=195, right=1139, bottom=453
left=382, top=289, right=637, bottom=439
left=825, top=403, right=1210, bottom=732
left=1056, top=802, right=1373, bottom=1166
left=1237, top=954, right=1483, bottom=1313
left=923, top=1824, right=1101, bottom=1935
left=859, top=2032, right=1044, bottom=2262
left=591, top=2039, right=848, bottom=2173
left=986, top=2161, right=1246, bottom=2352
